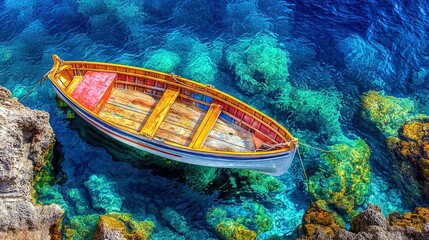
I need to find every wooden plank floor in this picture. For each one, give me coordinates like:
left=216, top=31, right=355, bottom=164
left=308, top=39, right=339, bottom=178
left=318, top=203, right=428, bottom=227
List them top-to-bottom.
left=98, top=88, right=256, bottom=152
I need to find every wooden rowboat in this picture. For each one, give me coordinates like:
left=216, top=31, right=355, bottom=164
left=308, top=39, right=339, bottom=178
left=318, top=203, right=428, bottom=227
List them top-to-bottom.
left=47, top=54, right=297, bottom=176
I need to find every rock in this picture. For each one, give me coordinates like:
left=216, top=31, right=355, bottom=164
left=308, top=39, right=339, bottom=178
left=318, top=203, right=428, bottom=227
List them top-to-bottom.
left=0, top=85, right=63, bottom=239
left=392, top=121, right=429, bottom=182
left=84, top=174, right=122, bottom=213
left=66, top=188, right=90, bottom=215
left=206, top=202, right=273, bottom=237
left=296, top=202, right=342, bottom=239
left=296, top=204, right=429, bottom=240
left=350, top=204, right=389, bottom=232
left=161, top=207, right=189, bottom=235
left=389, top=208, right=429, bottom=233
left=93, top=212, right=154, bottom=240
left=64, top=214, right=100, bottom=240
left=94, top=216, right=127, bottom=240
left=215, top=220, right=256, bottom=240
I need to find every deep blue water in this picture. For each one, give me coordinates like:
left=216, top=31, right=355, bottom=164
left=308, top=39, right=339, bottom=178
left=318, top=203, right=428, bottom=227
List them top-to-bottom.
left=1, top=0, right=428, bottom=239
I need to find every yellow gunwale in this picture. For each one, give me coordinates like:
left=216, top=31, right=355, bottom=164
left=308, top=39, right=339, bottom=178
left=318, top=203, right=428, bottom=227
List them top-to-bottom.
left=48, top=55, right=297, bottom=156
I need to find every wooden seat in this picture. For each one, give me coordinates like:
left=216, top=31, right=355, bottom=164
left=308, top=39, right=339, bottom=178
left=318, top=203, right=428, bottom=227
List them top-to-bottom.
left=140, top=87, right=180, bottom=138
left=189, top=103, right=222, bottom=149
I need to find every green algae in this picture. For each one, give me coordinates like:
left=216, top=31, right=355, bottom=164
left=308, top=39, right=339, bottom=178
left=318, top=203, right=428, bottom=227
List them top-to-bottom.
left=226, top=34, right=290, bottom=94
left=144, top=49, right=181, bottom=73
left=183, top=53, right=217, bottom=84
left=274, top=85, right=343, bottom=142
left=361, top=90, right=424, bottom=137
left=55, top=96, right=75, bottom=119
left=309, top=138, right=371, bottom=219
left=33, top=148, right=55, bottom=202
left=184, top=166, right=218, bottom=191
left=233, top=170, right=285, bottom=194
left=84, top=174, right=122, bottom=213
left=66, top=188, right=91, bottom=215
left=206, top=202, right=273, bottom=238
left=242, top=202, right=273, bottom=233
left=161, top=207, right=189, bottom=235
left=206, top=207, right=258, bottom=240
left=64, top=214, right=100, bottom=240
left=215, top=220, right=256, bottom=240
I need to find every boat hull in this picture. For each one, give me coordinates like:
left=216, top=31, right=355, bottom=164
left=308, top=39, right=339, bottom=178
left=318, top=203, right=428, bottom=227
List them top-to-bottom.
left=51, top=82, right=296, bottom=176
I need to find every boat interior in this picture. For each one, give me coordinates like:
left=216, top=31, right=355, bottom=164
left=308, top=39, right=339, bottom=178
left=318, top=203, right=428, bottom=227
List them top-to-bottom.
left=52, top=61, right=294, bottom=153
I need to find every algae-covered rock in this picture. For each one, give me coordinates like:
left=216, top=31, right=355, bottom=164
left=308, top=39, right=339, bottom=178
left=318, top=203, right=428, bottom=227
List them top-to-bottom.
left=226, top=34, right=290, bottom=94
left=144, top=49, right=181, bottom=73
left=183, top=52, right=217, bottom=84
left=274, top=85, right=343, bottom=141
left=361, top=90, right=421, bottom=137
left=390, top=120, right=429, bottom=188
left=309, top=138, right=371, bottom=218
left=234, top=170, right=285, bottom=194
left=84, top=174, right=122, bottom=213
left=66, top=188, right=91, bottom=215
left=296, top=201, right=342, bottom=239
left=206, top=202, right=273, bottom=238
left=295, top=204, right=429, bottom=240
left=161, top=207, right=189, bottom=235
left=389, top=207, right=429, bottom=232
left=93, top=212, right=154, bottom=240
left=64, top=214, right=100, bottom=240
left=215, top=220, right=256, bottom=240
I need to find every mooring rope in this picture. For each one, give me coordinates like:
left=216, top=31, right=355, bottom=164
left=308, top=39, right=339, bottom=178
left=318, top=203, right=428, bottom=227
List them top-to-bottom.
left=19, top=71, right=51, bottom=102
left=171, top=73, right=214, bottom=92
left=255, top=138, right=332, bottom=206
left=297, top=147, right=316, bottom=206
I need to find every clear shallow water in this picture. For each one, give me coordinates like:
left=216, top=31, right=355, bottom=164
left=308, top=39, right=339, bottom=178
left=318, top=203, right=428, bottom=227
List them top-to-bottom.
left=0, top=0, right=428, bottom=239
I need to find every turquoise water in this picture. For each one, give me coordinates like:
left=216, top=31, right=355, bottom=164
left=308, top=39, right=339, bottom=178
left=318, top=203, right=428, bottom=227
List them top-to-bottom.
left=1, top=0, right=428, bottom=239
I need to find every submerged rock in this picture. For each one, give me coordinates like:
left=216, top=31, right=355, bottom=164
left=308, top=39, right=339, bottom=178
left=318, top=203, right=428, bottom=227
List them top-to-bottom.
left=0, top=85, right=63, bottom=239
left=361, top=90, right=418, bottom=137
left=391, top=121, right=429, bottom=183
left=309, top=138, right=371, bottom=219
left=84, top=174, right=122, bottom=213
left=206, top=201, right=272, bottom=239
left=295, top=202, right=342, bottom=239
left=161, top=207, right=190, bottom=235
left=389, top=207, right=429, bottom=233
left=93, top=212, right=154, bottom=240
left=64, top=214, right=99, bottom=240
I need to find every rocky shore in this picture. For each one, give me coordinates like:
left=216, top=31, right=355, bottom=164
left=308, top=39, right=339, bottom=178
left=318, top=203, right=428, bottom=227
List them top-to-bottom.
left=0, top=86, right=63, bottom=239
left=295, top=204, right=429, bottom=240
